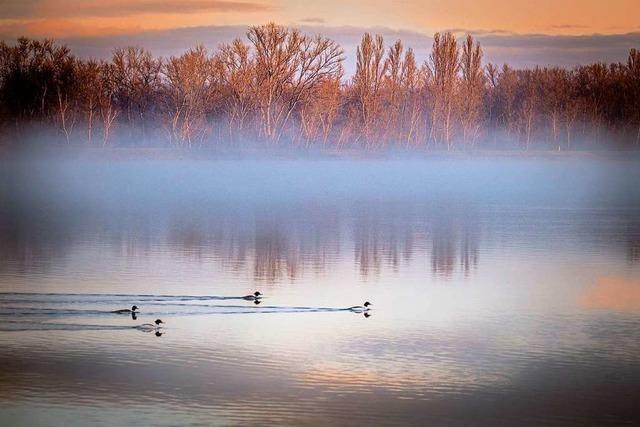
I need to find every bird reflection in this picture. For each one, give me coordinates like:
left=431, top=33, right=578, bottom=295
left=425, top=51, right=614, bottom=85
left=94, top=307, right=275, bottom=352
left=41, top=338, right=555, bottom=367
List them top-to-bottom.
left=131, top=312, right=137, bottom=320
left=363, top=312, right=371, bottom=318
left=155, top=331, right=162, bottom=337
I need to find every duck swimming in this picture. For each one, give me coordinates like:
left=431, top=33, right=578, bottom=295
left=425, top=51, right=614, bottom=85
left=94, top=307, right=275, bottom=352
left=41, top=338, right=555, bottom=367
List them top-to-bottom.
left=242, top=291, right=262, bottom=301
left=349, top=301, right=372, bottom=313
left=112, top=305, right=138, bottom=314
left=136, top=319, right=163, bottom=332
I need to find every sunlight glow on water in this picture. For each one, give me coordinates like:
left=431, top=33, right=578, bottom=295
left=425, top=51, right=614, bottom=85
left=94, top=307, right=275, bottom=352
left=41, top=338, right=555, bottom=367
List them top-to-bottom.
left=1, top=157, right=639, bottom=425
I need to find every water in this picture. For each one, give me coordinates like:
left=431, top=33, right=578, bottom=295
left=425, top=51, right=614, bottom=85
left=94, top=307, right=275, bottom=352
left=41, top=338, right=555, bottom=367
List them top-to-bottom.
left=1, top=156, right=639, bottom=426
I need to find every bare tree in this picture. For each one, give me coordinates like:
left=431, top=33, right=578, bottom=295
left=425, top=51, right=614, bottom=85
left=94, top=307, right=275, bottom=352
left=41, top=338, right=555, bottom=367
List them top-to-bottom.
left=247, top=23, right=343, bottom=142
left=427, top=32, right=459, bottom=150
left=353, top=33, right=386, bottom=146
left=459, top=35, right=484, bottom=147
left=217, top=39, right=256, bottom=138
left=382, top=40, right=404, bottom=144
left=163, top=46, right=218, bottom=147
left=51, top=47, right=77, bottom=143
left=112, top=47, right=161, bottom=142
left=401, top=48, right=424, bottom=146
left=76, top=60, right=102, bottom=144
left=98, top=63, right=119, bottom=146
left=484, top=63, right=499, bottom=145
left=495, top=64, right=518, bottom=142
left=538, top=67, right=570, bottom=148
left=518, top=69, right=539, bottom=149
left=299, top=72, right=343, bottom=146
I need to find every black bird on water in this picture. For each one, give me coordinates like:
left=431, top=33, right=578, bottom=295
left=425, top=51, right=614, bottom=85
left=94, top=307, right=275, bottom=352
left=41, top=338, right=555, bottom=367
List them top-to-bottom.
left=243, top=291, right=263, bottom=301
left=349, top=302, right=372, bottom=313
left=112, top=305, right=138, bottom=314
left=137, top=319, right=163, bottom=332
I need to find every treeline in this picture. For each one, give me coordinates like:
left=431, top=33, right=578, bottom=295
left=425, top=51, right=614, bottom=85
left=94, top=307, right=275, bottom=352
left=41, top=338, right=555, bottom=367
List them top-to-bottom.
left=1, top=23, right=639, bottom=150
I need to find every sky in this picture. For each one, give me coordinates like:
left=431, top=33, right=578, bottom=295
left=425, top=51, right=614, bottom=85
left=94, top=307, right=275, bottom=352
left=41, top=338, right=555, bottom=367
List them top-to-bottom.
left=1, top=0, right=639, bottom=70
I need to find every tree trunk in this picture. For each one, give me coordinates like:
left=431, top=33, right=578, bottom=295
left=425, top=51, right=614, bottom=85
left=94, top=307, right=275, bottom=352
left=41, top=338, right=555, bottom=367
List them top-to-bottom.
left=57, top=90, right=72, bottom=144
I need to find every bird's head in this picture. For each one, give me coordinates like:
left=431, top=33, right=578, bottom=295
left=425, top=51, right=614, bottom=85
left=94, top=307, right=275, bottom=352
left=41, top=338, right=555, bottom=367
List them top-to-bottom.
left=254, top=291, right=262, bottom=297
left=364, top=301, right=372, bottom=307
left=155, top=319, right=163, bottom=325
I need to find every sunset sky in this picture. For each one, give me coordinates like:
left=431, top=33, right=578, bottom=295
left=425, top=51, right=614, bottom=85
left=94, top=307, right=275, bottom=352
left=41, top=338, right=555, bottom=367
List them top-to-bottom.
left=1, top=0, right=639, bottom=69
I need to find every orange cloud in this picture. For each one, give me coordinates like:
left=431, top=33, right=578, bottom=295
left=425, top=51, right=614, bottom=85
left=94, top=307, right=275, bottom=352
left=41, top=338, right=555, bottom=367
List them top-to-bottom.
left=0, top=0, right=273, bottom=19
left=0, top=0, right=275, bottom=38
left=2, top=0, right=639, bottom=40
left=0, top=19, right=141, bottom=38
left=578, top=277, right=640, bottom=312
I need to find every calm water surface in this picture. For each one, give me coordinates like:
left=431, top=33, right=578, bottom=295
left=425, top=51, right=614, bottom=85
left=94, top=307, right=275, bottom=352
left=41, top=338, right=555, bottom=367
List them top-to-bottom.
left=1, top=157, right=639, bottom=426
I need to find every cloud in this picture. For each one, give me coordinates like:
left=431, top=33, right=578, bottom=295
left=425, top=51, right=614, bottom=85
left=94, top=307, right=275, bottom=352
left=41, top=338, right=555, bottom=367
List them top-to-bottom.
left=0, top=0, right=273, bottom=19
left=299, top=17, right=326, bottom=24
left=0, top=19, right=142, bottom=38
left=3, top=23, right=637, bottom=72
left=549, top=24, right=589, bottom=30
left=56, top=25, right=249, bottom=59
left=441, top=28, right=515, bottom=36
left=476, top=31, right=640, bottom=50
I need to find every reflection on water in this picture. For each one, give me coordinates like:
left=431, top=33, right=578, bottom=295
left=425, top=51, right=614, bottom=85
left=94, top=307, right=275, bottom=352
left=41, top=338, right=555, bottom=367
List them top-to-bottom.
left=1, top=158, right=640, bottom=426
left=1, top=200, right=486, bottom=282
left=579, top=277, right=640, bottom=311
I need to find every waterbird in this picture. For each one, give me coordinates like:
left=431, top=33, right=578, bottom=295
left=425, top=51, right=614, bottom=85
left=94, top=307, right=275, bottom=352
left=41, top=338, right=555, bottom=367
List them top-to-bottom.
left=243, top=291, right=262, bottom=301
left=349, top=301, right=372, bottom=313
left=112, top=305, right=138, bottom=314
left=137, top=319, right=163, bottom=332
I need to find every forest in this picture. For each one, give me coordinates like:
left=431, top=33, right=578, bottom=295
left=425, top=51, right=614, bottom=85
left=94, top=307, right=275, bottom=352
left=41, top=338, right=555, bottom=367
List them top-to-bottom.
left=0, top=23, right=639, bottom=151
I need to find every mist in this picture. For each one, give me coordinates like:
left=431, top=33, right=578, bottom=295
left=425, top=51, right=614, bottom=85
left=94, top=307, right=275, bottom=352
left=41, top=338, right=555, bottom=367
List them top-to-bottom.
left=2, top=155, right=639, bottom=280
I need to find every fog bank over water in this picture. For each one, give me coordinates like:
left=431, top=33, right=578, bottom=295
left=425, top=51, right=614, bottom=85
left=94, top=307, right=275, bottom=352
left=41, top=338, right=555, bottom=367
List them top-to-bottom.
left=3, top=154, right=639, bottom=209
left=2, top=156, right=639, bottom=282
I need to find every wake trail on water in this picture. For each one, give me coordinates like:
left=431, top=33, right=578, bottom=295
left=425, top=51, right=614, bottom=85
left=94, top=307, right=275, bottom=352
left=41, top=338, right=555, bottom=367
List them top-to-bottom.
left=0, top=292, right=251, bottom=304
left=0, top=293, right=360, bottom=330
left=0, top=305, right=349, bottom=318
left=0, top=320, right=159, bottom=332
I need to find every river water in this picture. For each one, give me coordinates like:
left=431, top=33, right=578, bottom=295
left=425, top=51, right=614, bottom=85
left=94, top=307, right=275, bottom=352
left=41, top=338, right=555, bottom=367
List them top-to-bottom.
left=1, top=157, right=639, bottom=426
